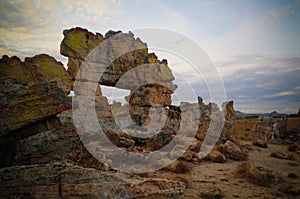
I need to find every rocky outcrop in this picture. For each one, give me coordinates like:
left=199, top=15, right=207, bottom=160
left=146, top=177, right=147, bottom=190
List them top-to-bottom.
left=0, top=26, right=244, bottom=198
left=61, top=27, right=176, bottom=126
left=0, top=54, right=72, bottom=94
left=0, top=79, right=71, bottom=134
left=220, top=100, right=236, bottom=142
left=251, top=115, right=287, bottom=141
left=0, top=161, right=186, bottom=198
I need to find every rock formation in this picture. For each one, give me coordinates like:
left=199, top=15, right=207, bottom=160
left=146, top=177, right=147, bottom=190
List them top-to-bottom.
left=0, top=27, right=241, bottom=198
left=60, top=27, right=176, bottom=126
left=0, top=54, right=72, bottom=94
left=251, top=115, right=287, bottom=141
left=0, top=161, right=186, bottom=198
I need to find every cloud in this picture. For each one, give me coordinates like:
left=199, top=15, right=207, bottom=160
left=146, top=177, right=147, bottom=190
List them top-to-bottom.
left=0, top=0, right=121, bottom=62
left=259, top=9, right=284, bottom=25
left=214, top=54, right=300, bottom=113
left=262, top=90, right=300, bottom=98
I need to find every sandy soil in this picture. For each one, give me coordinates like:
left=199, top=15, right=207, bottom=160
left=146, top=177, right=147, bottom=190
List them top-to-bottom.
left=144, top=117, right=300, bottom=198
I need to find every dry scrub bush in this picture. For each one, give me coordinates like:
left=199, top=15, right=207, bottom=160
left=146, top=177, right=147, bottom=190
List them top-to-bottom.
left=236, top=162, right=279, bottom=187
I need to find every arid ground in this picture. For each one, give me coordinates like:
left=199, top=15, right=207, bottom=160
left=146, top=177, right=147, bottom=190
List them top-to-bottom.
left=141, top=117, right=300, bottom=199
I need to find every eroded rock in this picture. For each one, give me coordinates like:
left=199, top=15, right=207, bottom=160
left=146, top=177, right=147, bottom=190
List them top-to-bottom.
left=0, top=54, right=72, bottom=93
left=0, top=79, right=71, bottom=134
left=0, top=161, right=186, bottom=198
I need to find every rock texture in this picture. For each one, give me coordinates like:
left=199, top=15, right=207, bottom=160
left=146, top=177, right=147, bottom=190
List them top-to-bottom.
left=61, top=27, right=177, bottom=125
left=0, top=54, right=72, bottom=93
left=0, top=79, right=71, bottom=134
left=251, top=115, right=287, bottom=141
left=0, top=161, right=186, bottom=198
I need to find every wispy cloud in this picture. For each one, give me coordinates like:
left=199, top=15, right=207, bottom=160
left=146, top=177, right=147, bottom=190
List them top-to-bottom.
left=0, top=0, right=121, bottom=62
left=214, top=54, right=300, bottom=113
left=262, top=90, right=300, bottom=98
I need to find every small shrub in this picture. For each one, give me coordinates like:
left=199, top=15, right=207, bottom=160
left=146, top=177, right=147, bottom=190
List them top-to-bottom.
left=225, top=150, right=248, bottom=161
left=171, top=160, right=193, bottom=174
left=235, top=162, right=278, bottom=187
left=199, top=187, right=224, bottom=199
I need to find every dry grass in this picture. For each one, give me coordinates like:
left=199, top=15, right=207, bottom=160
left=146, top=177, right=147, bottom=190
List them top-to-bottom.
left=233, top=117, right=300, bottom=141
left=287, top=117, right=300, bottom=131
left=233, top=119, right=257, bottom=140
left=225, top=150, right=248, bottom=161
left=166, top=160, right=194, bottom=174
left=235, top=162, right=279, bottom=187
left=198, top=186, right=224, bottom=199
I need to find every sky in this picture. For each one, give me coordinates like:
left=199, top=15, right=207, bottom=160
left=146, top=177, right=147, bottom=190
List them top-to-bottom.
left=0, top=0, right=300, bottom=113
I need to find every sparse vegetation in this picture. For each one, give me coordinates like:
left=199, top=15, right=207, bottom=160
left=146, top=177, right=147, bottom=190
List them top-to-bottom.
left=245, top=115, right=259, bottom=119
left=225, top=150, right=249, bottom=161
left=171, top=160, right=194, bottom=174
left=236, top=162, right=279, bottom=187
left=198, top=187, right=224, bottom=199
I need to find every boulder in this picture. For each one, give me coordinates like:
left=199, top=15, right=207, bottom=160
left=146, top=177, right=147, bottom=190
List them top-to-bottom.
left=129, top=84, right=173, bottom=107
left=223, top=140, right=241, bottom=153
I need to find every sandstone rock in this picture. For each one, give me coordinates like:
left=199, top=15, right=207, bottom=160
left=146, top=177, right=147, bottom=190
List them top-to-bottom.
left=60, top=27, right=176, bottom=90
left=60, top=27, right=104, bottom=61
left=61, top=27, right=177, bottom=132
left=0, top=54, right=72, bottom=93
left=0, top=55, right=34, bottom=83
left=0, top=79, right=71, bottom=134
left=129, top=84, right=173, bottom=106
left=220, top=101, right=236, bottom=142
left=0, top=110, right=106, bottom=170
left=251, top=115, right=287, bottom=141
left=104, top=129, right=135, bottom=148
left=147, top=130, right=174, bottom=151
left=223, top=140, right=241, bottom=153
left=223, top=140, right=248, bottom=161
left=209, top=151, right=226, bottom=163
left=0, top=161, right=186, bottom=198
